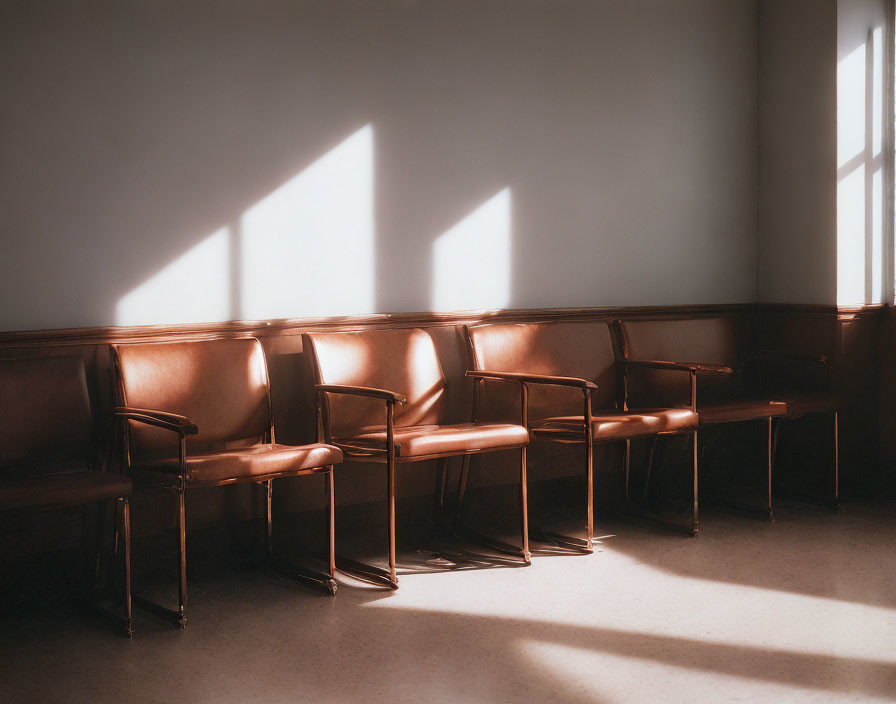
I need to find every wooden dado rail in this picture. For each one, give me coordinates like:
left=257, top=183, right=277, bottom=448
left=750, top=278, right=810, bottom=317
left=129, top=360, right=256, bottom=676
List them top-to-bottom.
left=0, top=302, right=885, bottom=558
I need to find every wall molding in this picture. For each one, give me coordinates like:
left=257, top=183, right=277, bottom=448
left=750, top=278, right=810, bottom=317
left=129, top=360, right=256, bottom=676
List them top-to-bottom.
left=0, top=303, right=758, bottom=350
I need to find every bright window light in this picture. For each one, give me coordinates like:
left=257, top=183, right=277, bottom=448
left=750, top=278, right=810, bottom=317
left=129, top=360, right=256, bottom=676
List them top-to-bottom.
left=240, top=125, right=375, bottom=320
left=431, top=188, right=511, bottom=312
left=115, top=227, right=230, bottom=326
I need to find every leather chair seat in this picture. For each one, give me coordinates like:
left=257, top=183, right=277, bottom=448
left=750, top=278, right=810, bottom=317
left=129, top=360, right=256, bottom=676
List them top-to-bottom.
left=779, top=393, right=838, bottom=417
left=698, top=400, right=787, bottom=425
left=531, top=408, right=698, bottom=441
left=340, top=423, right=529, bottom=459
left=134, top=443, right=343, bottom=484
left=0, top=470, right=132, bottom=512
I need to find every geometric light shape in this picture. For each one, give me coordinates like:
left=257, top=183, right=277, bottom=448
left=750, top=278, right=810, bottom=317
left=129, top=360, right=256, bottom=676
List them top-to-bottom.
left=240, top=125, right=375, bottom=320
left=837, top=164, right=866, bottom=306
left=431, top=187, right=511, bottom=312
left=115, top=227, right=231, bottom=326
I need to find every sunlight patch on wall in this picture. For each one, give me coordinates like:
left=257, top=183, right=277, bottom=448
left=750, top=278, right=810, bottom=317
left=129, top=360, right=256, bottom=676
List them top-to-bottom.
left=836, top=28, right=885, bottom=306
left=240, top=125, right=374, bottom=319
left=431, top=188, right=511, bottom=312
left=115, top=227, right=230, bottom=326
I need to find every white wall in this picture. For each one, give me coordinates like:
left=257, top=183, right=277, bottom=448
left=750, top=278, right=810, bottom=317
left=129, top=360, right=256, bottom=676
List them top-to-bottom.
left=757, top=0, right=838, bottom=304
left=757, top=0, right=890, bottom=306
left=836, top=0, right=890, bottom=305
left=0, top=1, right=759, bottom=332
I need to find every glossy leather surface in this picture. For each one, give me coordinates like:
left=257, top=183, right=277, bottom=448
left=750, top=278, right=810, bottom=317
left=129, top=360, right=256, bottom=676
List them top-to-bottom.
left=619, top=317, right=748, bottom=409
left=467, top=320, right=620, bottom=424
left=306, top=328, right=448, bottom=436
left=307, top=329, right=528, bottom=456
left=115, top=338, right=271, bottom=460
left=0, top=356, right=94, bottom=468
left=779, top=393, right=838, bottom=417
left=698, top=400, right=787, bottom=424
left=532, top=408, right=698, bottom=441
left=342, top=423, right=529, bottom=459
left=134, top=443, right=342, bottom=483
left=0, top=470, right=131, bottom=511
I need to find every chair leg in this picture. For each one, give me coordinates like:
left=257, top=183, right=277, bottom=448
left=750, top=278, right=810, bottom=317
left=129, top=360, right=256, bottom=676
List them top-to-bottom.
left=832, top=411, right=840, bottom=511
left=766, top=417, right=775, bottom=521
left=691, top=430, right=699, bottom=536
left=585, top=436, right=594, bottom=551
left=643, top=436, right=658, bottom=502
left=624, top=438, right=631, bottom=502
left=519, top=445, right=531, bottom=564
left=454, top=448, right=534, bottom=563
left=387, top=452, right=398, bottom=586
left=455, top=455, right=472, bottom=535
left=432, top=457, right=449, bottom=537
left=326, top=467, right=337, bottom=586
left=271, top=471, right=338, bottom=595
left=265, top=479, right=273, bottom=560
left=131, top=489, right=191, bottom=628
left=177, top=490, right=187, bottom=628
left=120, top=497, right=133, bottom=637
left=91, top=499, right=108, bottom=596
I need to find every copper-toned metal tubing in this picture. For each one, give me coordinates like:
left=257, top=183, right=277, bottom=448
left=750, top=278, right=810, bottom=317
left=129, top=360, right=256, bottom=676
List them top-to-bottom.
left=689, top=369, right=697, bottom=411
left=519, top=382, right=531, bottom=562
left=584, top=388, right=594, bottom=550
left=386, top=401, right=398, bottom=586
left=833, top=411, right=840, bottom=505
left=767, top=417, right=773, bottom=519
left=692, top=430, right=699, bottom=536
left=643, top=437, right=657, bottom=502
left=624, top=438, right=631, bottom=502
left=519, top=445, right=531, bottom=564
left=456, top=454, right=471, bottom=534
left=438, top=458, right=448, bottom=513
left=326, top=467, right=336, bottom=580
left=265, top=479, right=273, bottom=559
left=177, top=490, right=187, bottom=628
left=121, top=497, right=133, bottom=637
left=92, top=500, right=107, bottom=593
left=460, top=529, right=532, bottom=561
left=535, top=530, right=592, bottom=551
left=334, top=556, right=397, bottom=586
left=274, top=560, right=339, bottom=594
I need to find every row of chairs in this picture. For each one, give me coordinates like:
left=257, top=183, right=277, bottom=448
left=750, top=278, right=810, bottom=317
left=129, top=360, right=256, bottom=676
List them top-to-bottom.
left=0, top=317, right=837, bottom=635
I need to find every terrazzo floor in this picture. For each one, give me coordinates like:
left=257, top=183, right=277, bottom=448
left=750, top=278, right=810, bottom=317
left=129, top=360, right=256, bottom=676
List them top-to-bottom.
left=2, top=498, right=895, bottom=703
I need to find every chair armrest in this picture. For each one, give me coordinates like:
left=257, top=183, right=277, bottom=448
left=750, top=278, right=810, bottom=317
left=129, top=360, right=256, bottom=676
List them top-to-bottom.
left=751, top=349, right=833, bottom=368
left=622, top=359, right=733, bottom=375
left=466, top=370, right=598, bottom=390
left=315, top=384, right=408, bottom=405
left=113, top=406, right=199, bottom=435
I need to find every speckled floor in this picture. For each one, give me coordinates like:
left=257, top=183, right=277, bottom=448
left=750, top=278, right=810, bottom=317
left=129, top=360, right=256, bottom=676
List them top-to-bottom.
left=2, top=499, right=895, bottom=704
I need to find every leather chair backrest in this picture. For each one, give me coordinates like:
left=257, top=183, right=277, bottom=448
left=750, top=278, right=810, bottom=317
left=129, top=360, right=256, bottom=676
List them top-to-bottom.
left=618, top=316, right=748, bottom=407
left=467, top=320, right=620, bottom=423
left=305, top=328, right=447, bottom=438
left=114, top=338, right=271, bottom=460
left=0, top=355, right=94, bottom=470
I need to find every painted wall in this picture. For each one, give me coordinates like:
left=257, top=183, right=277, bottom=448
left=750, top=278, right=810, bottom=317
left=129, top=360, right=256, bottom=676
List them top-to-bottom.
left=0, top=0, right=759, bottom=332
left=757, top=0, right=838, bottom=304
left=757, top=0, right=891, bottom=306
left=836, top=0, right=890, bottom=305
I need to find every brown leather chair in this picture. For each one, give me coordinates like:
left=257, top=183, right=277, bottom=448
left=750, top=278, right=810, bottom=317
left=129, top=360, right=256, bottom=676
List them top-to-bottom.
left=615, top=316, right=829, bottom=518
left=466, top=320, right=700, bottom=540
left=305, top=328, right=530, bottom=588
left=112, top=337, right=342, bottom=627
left=0, top=355, right=133, bottom=635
